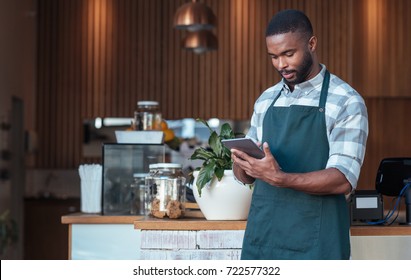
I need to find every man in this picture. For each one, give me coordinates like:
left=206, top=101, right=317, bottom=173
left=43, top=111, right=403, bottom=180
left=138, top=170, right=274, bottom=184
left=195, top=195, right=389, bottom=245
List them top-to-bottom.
left=231, top=9, right=368, bottom=260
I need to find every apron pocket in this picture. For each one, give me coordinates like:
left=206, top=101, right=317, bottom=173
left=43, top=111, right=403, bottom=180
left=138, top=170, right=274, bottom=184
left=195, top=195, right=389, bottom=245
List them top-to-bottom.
left=245, top=192, right=321, bottom=253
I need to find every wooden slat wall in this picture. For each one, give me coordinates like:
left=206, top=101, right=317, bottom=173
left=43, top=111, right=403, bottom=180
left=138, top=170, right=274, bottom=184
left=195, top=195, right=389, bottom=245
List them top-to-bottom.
left=35, top=0, right=411, bottom=193
left=352, top=0, right=411, bottom=97
left=352, top=0, right=411, bottom=189
left=359, top=97, right=411, bottom=189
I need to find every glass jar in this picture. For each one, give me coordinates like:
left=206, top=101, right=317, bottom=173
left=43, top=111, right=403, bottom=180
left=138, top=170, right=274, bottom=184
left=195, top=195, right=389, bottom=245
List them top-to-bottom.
left=134, top=101, right=162, bottom=131
left=144, top=163, right=158, bottom=214
left=146, top=163, right=186, bottom=219
left=130, top=173, right=148, bottom=215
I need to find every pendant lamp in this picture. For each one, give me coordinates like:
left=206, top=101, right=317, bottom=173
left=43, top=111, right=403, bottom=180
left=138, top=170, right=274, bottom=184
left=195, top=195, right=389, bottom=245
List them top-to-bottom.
left=174, top=0, right=217, bottom=31
left=182, top=30, right=218, bottom=54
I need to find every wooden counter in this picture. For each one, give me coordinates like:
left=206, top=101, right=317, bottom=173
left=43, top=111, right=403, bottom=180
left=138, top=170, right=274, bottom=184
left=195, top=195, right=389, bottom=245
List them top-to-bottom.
left=61, top=212, right=144, bottom=224
left=61, top=213, right=144, bottom=260
left=62, top=213, right=411, bottom=260
left=62, top=213, right=411, bottom=236
left=134, top=217, right=247, bottom=231
left=133, top=218, right=411, bottom=260
left=135, top=218, right=411, bottom=234
left=350, top=223, right=411, bottom=260
left=350, top=225, right=411, bottom=236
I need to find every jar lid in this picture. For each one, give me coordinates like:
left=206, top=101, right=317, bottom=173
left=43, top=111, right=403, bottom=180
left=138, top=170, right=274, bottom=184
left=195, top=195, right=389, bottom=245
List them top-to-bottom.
left=137, top=101, right=159, bottom=106
left=155, top=163, right=182, bottom=169
left=133, top=173, right=148, bottom=178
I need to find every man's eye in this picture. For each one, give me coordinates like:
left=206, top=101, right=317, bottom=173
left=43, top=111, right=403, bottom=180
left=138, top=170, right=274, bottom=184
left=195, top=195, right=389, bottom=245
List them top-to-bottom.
left=285, top=52, right=294, bottom=57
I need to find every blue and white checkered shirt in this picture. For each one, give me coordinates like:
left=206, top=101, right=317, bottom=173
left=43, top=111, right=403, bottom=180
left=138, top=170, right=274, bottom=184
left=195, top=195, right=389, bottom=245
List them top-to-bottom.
left=247, top=65, right=368, bottom=189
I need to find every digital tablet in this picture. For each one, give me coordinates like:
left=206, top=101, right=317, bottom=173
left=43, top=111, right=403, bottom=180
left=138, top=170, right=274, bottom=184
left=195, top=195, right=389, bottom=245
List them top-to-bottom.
left=222, top=138, right=265, bottom=159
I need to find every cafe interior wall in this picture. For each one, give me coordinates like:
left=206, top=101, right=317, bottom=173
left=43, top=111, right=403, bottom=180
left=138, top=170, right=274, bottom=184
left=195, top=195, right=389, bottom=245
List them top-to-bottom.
left=1, top=0, right=410, bottom=259
left=31, top=0, right=411, bottom=194
left=34, top=0, right=354, bottom=170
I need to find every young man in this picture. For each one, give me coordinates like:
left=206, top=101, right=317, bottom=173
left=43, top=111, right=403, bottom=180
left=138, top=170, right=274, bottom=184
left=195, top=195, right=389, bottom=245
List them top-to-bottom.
left=231, top=9, right=368, bottom=259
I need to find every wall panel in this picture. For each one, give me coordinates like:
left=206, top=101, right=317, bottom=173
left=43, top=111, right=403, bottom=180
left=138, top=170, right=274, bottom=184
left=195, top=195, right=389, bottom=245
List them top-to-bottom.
left=352, top=0, right=411, bottom=97
left=359, top=98, right=411, bottom=189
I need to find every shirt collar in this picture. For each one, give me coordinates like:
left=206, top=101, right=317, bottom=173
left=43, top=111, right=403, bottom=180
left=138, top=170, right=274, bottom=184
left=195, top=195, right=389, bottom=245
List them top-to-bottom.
left=281, top=64, right=327, bottom=96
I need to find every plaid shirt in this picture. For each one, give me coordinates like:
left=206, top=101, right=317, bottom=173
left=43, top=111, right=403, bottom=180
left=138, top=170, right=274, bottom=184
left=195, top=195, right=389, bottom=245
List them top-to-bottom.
left=247, top=65, right=368, bottom=189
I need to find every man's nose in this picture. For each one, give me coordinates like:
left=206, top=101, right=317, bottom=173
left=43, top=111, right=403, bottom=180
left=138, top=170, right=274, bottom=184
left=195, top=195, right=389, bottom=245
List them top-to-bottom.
left=277, top=57, right=288, bottom=69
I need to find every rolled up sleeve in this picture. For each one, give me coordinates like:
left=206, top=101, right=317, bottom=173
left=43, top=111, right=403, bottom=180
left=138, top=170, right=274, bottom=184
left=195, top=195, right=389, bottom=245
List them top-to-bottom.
left=326, top=96, right=368, bottom=189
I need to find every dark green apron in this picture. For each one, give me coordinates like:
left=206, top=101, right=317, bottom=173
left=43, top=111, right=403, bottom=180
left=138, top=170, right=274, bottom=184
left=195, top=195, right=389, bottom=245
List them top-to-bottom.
left=241, top=71, right=350, bottom=260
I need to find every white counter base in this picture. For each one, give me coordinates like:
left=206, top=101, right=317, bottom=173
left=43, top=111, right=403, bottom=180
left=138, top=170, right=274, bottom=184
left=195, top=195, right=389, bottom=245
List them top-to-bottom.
left=71, top=224, right=141, bottom=260
left=139, top=230, right=244, bottom=260
left=350, top=235, right=411, bottom=260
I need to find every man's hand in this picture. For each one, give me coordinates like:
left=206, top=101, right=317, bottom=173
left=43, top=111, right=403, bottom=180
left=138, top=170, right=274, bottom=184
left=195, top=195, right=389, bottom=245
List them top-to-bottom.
left=231, top=142, right=284, bottom=186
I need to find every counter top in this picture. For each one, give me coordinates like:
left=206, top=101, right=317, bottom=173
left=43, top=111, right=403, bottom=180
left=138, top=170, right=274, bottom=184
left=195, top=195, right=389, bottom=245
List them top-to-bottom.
left=61, top=213, right=144, bottom=224
left=62, top=213, right=411, bottom=235
left=134, top=217, right=247, bottom=231
left=350, top=225, right=411, bottom=236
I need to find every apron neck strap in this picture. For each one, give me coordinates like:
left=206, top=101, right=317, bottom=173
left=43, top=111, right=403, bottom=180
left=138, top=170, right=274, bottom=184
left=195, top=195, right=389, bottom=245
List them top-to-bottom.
left=319, top=70, right=330, bottom=109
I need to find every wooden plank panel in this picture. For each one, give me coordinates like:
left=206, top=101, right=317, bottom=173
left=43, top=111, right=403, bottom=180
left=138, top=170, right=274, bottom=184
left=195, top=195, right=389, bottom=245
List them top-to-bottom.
left=36, top=0, right=48, bottom=167
left=49, top=0, right=58, bottom=167
left=56, top=0, right=63, bottom=166
left=65, top=0, right=73, bottom=166
left=73, top=0, right=82, bottom=165
left=86, top=0, right=94, bottom=118
left=105, top=0, right=113, bottom=117
left=153, top=0, right=164, bottom=112
left=173, top=0, right=182, bottom=119
left=220, top=0, right=230, bottom=119
left=240, top=0, right=248, bottom=120
left=245, top=0, right=254, bottom=120
left=357, top=98, right=411, bottom=190
left=140, top=230, right=197, bottom=249
left=139, top=248, right=242, bottom=260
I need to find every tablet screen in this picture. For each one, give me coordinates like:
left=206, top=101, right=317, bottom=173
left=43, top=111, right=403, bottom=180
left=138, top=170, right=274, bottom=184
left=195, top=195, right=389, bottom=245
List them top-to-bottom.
left=222, top=138, right=264, bottom=159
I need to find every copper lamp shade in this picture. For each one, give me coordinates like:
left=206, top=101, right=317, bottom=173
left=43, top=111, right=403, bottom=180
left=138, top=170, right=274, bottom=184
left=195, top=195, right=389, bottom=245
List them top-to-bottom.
left=174, top=1, right=217, bottom=31
left=182, top=30, right=218, bottom=54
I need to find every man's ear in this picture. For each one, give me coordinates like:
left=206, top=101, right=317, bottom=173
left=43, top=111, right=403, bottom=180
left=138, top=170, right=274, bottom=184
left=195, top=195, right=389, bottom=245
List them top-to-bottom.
left=308, top=36, right=317, bottom=52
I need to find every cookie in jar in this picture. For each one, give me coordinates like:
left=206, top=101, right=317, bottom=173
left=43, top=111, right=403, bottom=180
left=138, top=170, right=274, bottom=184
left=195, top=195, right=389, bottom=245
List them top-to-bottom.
left=146, top=163, right=186, bottom=219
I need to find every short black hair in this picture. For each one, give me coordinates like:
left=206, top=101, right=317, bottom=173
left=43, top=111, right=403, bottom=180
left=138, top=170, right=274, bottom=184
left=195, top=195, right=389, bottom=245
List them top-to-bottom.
left=265, top=9, right=313, bottom=39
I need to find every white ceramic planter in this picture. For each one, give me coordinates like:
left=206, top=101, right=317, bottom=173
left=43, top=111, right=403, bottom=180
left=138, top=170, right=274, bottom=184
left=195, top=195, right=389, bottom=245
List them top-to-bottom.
left=192, top=170, right=253, bottom=220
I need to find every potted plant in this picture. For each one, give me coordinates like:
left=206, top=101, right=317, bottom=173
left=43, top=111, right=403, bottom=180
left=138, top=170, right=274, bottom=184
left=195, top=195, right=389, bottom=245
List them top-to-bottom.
left=190, top=119, right=253, bottom=220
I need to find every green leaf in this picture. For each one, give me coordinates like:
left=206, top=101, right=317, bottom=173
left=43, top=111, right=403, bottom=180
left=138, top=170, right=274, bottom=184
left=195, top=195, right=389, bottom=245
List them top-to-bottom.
left=220, top=123, right=235, bottom=139
left=209, top=131, right=225, bottom=157
left=190, top=147, right=215, bottom=161
left=215, top=156, right=232, bottom=170
left=196, top=163, right=216, bottom=197
left=214, top=166, right=225, bottom=181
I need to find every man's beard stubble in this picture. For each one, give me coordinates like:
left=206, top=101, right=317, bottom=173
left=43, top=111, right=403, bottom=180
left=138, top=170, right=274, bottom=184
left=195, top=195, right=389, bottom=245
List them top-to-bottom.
left=281, top=51, right=313, bottom=86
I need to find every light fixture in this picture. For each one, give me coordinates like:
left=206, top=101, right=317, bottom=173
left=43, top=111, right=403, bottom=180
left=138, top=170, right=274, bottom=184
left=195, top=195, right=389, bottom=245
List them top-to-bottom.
left=174, top=0, right=217, bottom=31
left=182, top=30, right=218, bottom=54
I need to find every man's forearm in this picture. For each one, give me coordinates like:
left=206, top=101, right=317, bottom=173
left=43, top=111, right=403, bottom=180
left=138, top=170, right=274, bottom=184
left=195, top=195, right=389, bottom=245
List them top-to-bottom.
left=263, top=167, right=351, bottom=195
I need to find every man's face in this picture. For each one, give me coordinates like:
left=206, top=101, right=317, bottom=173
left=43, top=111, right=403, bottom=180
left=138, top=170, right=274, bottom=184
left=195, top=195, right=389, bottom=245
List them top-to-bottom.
left=266, top=32, right=316, bottom=86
